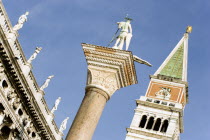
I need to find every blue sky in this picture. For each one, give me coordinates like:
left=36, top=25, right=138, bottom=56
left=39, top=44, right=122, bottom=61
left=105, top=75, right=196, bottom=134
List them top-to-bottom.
left=2, top=0, right=210, bottom=139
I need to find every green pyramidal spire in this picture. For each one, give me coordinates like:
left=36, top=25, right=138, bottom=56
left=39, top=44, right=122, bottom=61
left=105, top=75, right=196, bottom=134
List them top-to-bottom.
left=154, top=28, right=191, bottom=81
left=159, top=42, right=184, bottom=79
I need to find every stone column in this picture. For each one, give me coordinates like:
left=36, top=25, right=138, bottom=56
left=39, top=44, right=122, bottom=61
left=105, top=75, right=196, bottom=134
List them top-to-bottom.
left=66, top=43, right=138, bottom=140
left=66, top=87, right=108, bottom=140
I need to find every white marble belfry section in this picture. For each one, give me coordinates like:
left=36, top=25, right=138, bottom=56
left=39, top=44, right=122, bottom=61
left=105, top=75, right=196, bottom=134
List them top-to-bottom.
left=125, top=97, right=182, bottom=140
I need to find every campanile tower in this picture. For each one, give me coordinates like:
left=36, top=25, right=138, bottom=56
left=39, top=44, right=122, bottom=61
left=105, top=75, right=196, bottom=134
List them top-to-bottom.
left=125, top=27, right=192, bottom=140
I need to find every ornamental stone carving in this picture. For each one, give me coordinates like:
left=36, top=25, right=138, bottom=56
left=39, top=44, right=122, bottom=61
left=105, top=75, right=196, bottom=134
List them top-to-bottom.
left=0, top=14, right=5, bottom=25
left=0, top=15, right=9, bottom=33
left=6, top=31, right=17, bottom=47
left=82, top=43, right=138, bottom=90
left=0, top=61, right=4, bottom=73
left=22, top=63, right=31, bottom=77
left=87, top=68, right=119, bottom=97
left=155, top=87, right=171, bottom=100
left=6, top=88, right=14, bottom=97
left=7, top=91, right=17, bottom=105
left=13, top=98, right=21, bottom=110
left=0, top=111, right=5, bottom=125
left=24, top=119, right=31, bottom=129
left=12, top=130, right=21, bottom=140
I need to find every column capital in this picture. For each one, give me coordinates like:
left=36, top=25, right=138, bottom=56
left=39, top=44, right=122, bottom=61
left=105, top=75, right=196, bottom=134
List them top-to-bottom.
left=82, top=43, right=138, bottom=97
left=85, top=86, right=110, bottom=101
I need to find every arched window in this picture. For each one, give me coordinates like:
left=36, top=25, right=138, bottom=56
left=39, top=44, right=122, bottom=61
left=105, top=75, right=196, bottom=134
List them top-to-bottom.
left=2, top=80, right=8, bottom=89
left=0, top=103, right=5, bottom=111
left=18, top=109, right=23, bottom=116
left=139, top=115, right=147, bottom=128
left=146, top=117, right=154, bottom=130
left=23, top=118, right=28, bottom=126
left=153, top=118, right=161, bottom=131
left=161, top=120, right=169, bottom=132
left=0, top=126, right=11, bottom=139
left=27, top=129, right=31, bottom=135
left=32, top=132, right=36, bottom=138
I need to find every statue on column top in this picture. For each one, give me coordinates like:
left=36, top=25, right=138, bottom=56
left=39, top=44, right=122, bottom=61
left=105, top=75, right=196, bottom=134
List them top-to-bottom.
left=13, top=12, right=29, bottom=31
left=111, top=16, right=133, bottom=50
left=27, top=47, right=42, bottom=64
left=40, top=75, right=54, bottom=91
left=51, top=97, right=61, bottom=114
left=59, top=117, right=69, bottom=133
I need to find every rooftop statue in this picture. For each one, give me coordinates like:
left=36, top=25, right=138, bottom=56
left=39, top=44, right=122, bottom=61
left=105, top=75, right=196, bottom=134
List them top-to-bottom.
left=13, top=12, right=29, bottom=31
left=111, top=16, right=132, bottom=50
left=27, top=47, right=42, bottom=64
left=40, top=75, right=54, bottom=91
left=155, top=87, right=171, bottom=100
left=51, top=97, right=61, bottom=114
left=59, top=117, right=69, bottom=133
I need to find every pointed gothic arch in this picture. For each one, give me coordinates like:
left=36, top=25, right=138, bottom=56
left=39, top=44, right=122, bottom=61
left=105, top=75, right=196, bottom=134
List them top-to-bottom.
left=2, top=80, right=8, bottom=89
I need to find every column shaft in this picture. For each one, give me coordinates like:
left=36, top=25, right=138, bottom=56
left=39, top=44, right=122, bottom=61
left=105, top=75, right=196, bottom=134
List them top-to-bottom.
left=66, top=87, right=109, bottom=140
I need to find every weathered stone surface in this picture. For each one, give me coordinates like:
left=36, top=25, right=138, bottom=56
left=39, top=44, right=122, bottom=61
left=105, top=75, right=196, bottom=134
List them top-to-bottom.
left=66, top=87, right=107, bottom=140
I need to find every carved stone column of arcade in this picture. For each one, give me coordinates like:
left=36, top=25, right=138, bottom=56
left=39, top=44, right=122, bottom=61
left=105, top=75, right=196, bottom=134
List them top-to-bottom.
left=66, top=43, right=138, bottom=140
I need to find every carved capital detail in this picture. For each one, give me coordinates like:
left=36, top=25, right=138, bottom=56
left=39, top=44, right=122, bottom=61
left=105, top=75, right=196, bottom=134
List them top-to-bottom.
left=82, top=43, right=138, bottom=98
left=87, top=68, right=119, bottom=97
